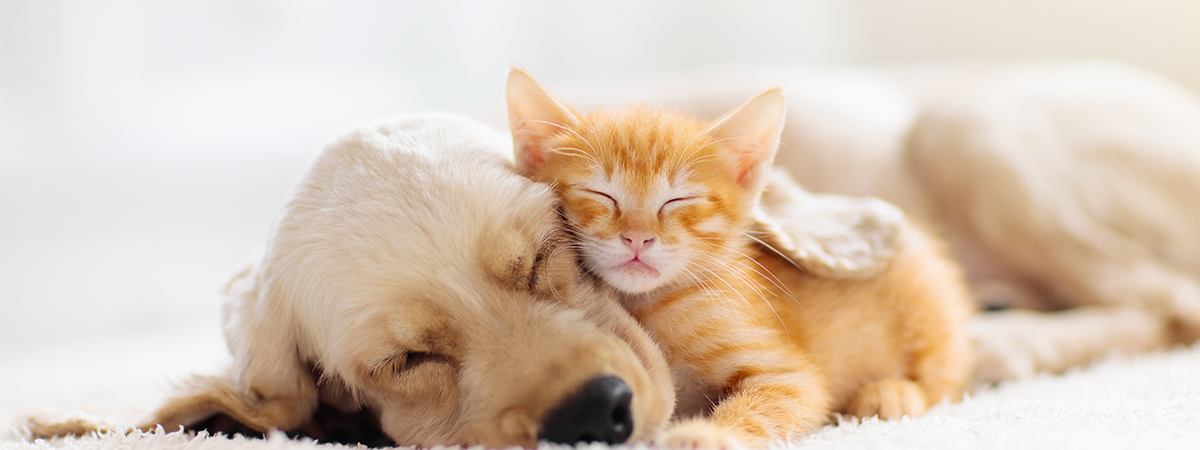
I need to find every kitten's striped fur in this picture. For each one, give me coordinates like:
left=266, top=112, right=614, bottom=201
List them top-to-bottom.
left=507, top=68, right=973, bottom=448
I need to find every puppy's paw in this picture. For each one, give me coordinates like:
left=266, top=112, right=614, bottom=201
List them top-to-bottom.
left=971, top=328, right=1037, bottom=385
left=849, top=379, right=926, bottom=420
left=658, top=419, right=752, bottom=450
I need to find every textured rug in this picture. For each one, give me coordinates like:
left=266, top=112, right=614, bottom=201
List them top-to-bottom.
left=3, top=330, right=1198, bottom=450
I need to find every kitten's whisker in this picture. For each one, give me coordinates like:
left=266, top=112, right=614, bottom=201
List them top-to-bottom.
left=529, top=119, right=602, bottom=157
left=682, top=131, right=705, bottom=153
left=706, top=135, right=752, bottom=147
left=675, top=138, right=710, bottom=168
left=550, top=146, right=602, bottom=167
left=675, top=153, right=721, bottom=175
left=743, top=233, right=809, bottom=278
left=690, top=236, right=789, bottom=296
left=691, top=239, right=795, bottom=305
left=717, top=244, right=800, bottom=307
left=691, top=252, right=791, bottom=335
left=679, top=253, right=722, bottom=293
left=693, top=254, right=768, bottom=306
left=686, top=255, right=758, bottom=312
left=683, top=257, right=726, bottom=293
left=690, top=259, right=759, bottom=319
left=680, top=266, right=718, bottom=298
left=697, top=266, right=776, bottom=333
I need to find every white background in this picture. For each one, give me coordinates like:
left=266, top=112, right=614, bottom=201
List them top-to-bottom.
left=1, top=0, right=1198, bottom=373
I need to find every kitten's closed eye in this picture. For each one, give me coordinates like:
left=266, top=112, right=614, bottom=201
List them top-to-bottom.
left=580, top=189, right=618, bottom=208
left=660, top=196, right=702, bottom=214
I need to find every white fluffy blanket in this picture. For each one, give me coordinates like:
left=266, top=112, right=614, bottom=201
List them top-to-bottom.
left=3, top=327, right=1198, bottom=450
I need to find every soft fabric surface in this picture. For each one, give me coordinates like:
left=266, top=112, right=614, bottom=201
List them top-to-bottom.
left=3, top=328, right=1198, bottom=450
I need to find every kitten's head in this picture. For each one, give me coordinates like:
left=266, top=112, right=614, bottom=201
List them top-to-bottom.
left=506, top=68, right=784, bottom=295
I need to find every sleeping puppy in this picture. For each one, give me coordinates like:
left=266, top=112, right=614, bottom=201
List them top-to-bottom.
left=508, top=60, right=1200, bottom=384
left=763, top=61, right=1200, bottom=383
left=25, top=112, right=675, bottom=448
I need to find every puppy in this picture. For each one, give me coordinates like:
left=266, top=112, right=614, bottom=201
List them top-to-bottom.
left=509, top=61, right=1200, bottom=383
left=25, top=112, right=675, bottom=448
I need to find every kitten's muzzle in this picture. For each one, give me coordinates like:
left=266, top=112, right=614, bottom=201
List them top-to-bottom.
left=620, top=231, right=656, bottom=254
left=538, top=375, right=635, bottom=445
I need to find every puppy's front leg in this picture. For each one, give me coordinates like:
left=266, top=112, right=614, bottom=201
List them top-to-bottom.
left=569, top=289, right=677, bottom=442
left=971, top=306, right=1172, bottom=385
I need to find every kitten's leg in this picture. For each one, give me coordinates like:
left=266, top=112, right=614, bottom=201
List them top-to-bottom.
left=867, top=227, right=974, bottom=417
left=848, top=303, right=971, bottom=421
left=847, top=330, right=970, bottom=420
left=658, top=344, right=831, bottom=449
left=848, top=379, right=925, bottom=420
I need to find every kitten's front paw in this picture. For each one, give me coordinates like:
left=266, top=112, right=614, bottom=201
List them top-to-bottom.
left=849, top=379, right=927, bottom=420
left=658, top=419, right=753, bottom=450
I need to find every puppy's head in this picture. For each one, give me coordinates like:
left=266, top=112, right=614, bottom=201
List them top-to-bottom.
left=124, top=113, right=674, bottom=448
left=311, top=156, right=672, bottom=447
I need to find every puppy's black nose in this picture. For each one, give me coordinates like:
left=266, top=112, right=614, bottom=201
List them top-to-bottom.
left=538, top=375, right=634, bottom=445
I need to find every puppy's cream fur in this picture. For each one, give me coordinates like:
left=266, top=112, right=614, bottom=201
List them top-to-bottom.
left=777, top=62, right=1200, bottom=382
left=26, top=113, right=675, bottom=448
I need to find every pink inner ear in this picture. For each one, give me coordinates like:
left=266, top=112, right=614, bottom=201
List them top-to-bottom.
left=705, top=88, right=784, bottom=190
left=512, top=112, right=558, bottom=176
left=516, top=139, right=547, bottom=176
left=729, top=139, right=774, bottom=188
left=735, top=161, right=766, bottom=188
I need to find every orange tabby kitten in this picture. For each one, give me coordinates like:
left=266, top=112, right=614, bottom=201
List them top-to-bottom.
left=506, top=68, right=973, bottom=449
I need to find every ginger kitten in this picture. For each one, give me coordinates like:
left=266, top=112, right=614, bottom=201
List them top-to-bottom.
left=506, top=68, right=973, bottom=449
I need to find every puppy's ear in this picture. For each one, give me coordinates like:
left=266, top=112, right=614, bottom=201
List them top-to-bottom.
left=506, top=67, right=580, bottom=176
left=751, top=168, right=906, bottom=278
left=200, top=258, right=320, bottom=431
left=23, top=261, right=320, bottom=440
left=20, top=371, right=314, bottom=440
left=141, top=371, right=315, bottom=434
left=23, top=412, right=122, bottom=439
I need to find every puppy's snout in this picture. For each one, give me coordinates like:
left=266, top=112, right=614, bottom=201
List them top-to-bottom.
left=538, top=375, right=634, bottom=445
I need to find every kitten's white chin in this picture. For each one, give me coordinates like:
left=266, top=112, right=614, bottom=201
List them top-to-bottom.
left=618, top=260, right=661, bottom=277
left=603, top=261, right=668, bottom=294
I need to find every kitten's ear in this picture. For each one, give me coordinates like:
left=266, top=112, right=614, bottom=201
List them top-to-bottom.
left=506, top=67, right=580, bottom=176
left=703, top=88, right=785, bottom=190
left=752, top=168, right=906, bottom=279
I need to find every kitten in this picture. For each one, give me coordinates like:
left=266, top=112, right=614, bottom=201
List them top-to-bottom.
left=506, top=68, right=973, bottom=449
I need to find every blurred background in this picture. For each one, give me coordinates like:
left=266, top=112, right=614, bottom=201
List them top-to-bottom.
left=1, top=0, right=1198, bottom=415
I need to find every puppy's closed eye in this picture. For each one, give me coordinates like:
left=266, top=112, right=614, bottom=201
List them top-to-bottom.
left=371, top=351, right=450, bottom=377
left=404, top=351, right=444, bottom=368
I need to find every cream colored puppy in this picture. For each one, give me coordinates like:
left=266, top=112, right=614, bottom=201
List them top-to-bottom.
left=516, top=61, right=1200, bottom=384
left=775, top=62, right=1200, bottom=383
left=26, top=112, right=675, bottom=448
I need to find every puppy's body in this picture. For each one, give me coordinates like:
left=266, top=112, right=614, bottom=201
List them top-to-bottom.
left=532, top=61, right=1200, bottom=381
left=775, top=62, right=1200, bottom=381
left=27, top=113, right=675, bottom=448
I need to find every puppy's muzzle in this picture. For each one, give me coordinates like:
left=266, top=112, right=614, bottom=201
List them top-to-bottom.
left=538, top=375, right=635, bottom=445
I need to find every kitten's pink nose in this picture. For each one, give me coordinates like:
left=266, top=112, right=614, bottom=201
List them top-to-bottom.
left=620, top=232, right=656, bottom=254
